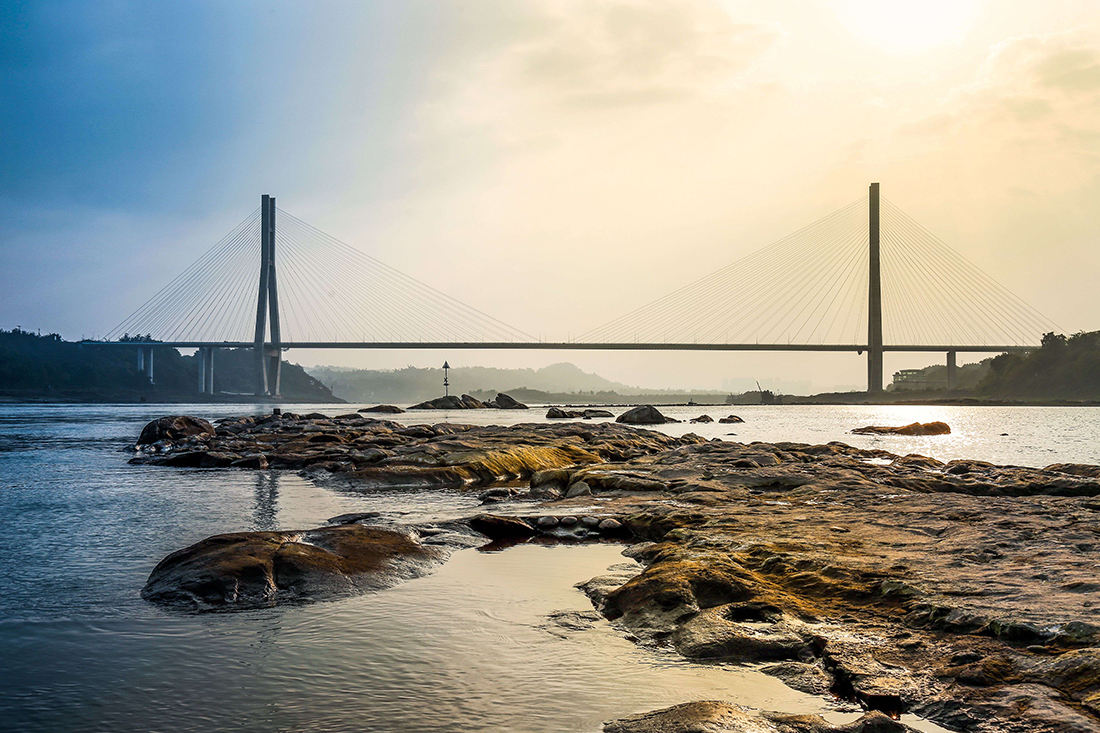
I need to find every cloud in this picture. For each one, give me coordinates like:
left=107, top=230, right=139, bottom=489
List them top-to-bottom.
left=428, top=0, right=782, bottom=133
left=510, top=1, right=780, bottom=107
left=902, top=29, right=1100, bottom=149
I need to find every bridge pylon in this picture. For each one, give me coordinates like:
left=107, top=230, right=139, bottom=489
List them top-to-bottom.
left=867, top=182, right=883, bottom=393
left=254, top=195, right=282, bottom=396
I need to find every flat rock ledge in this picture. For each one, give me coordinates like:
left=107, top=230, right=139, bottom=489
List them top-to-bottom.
left=130, top=413, right=700, bottom=489
left=564, top=439, right=1100, bottom=733
left=142, top=524, right=448, bottom=609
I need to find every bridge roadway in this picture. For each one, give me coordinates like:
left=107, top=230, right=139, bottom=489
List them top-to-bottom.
left=90, top=340, right=1034, bottom=394
left=86, top=341, right=1035, bottom=353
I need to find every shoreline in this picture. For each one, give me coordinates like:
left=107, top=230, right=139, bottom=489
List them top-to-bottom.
left=3, top=393, right=1100, bottom=408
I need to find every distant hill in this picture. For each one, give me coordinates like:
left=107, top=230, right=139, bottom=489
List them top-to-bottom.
left=0, top=329, right=339, bottom=402
left=308, top=362, right=713, bottom=404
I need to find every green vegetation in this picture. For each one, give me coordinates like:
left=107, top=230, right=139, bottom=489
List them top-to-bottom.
left=0, top=329, right=337, bottom=402
left=979, top=331, right=1100, bottom=400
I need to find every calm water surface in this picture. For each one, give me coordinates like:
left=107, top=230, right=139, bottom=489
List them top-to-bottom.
left=3, top=402, right=1087, bottom=732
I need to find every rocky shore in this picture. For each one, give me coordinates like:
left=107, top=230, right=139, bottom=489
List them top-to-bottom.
left=131, top=412, right=1100, bottom=732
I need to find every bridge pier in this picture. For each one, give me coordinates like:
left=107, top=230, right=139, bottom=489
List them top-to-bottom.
left=137, top=346, right=154, bottom=384
left=265, top=346, right=281, bottom=397
left=197, top=347, right=215, bottom=395
left=946, top=350, right=957, bottom=390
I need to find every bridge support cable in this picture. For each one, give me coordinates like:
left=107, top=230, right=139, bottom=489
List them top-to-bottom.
left=579, top=184, right=1058, bottom=392
left=104, top=198, right=535, bottom=392
left=580, top=198, right=870, bottom=346
left=879, top=199, right=1059, bottom=347
left=106, top=209, right=262, bottom=344
left=271, top=209, right=535, bottom=344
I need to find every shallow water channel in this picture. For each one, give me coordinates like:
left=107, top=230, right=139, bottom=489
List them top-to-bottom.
left=0, top=404, right=994, bottom=732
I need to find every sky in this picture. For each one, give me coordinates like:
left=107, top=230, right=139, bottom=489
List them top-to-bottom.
left=2, top=0, right=1098, bottom=393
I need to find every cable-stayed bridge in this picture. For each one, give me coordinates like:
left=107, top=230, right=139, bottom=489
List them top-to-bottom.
left=93, top=184, right=1057, bottom=395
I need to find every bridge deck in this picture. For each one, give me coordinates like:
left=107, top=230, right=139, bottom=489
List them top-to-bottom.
left=84, top=341, right=1034, bottom=353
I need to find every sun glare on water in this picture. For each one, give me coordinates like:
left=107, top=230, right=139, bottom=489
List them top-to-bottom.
left=831, top=0, right=980, bottom=54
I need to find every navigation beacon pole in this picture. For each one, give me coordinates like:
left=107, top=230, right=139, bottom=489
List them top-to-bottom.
left=867, top=182, right=884, bottom=393
left=442, top=361, right=450, bottom=397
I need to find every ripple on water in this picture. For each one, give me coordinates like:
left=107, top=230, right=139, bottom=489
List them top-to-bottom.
left=0, top=543, right=952, bottom=732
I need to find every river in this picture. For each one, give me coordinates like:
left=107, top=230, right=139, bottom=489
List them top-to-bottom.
left=3, top=402, right=1095, bottom=732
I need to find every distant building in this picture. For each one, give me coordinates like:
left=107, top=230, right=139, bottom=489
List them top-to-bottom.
left=890, top=368, right=946, bottom=391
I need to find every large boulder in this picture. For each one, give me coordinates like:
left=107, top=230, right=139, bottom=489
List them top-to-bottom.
left=487, top=393, right=529, bottom=409
left=408, top=394, right=487, bottom=410
left=358, top=405, right=405, bottom=414
left=616, top=405, right=679, bottom=425
left=547, top=407, right=585, bottom=419
left=137, top=415, right=215, bottom=445
left=719, top=415, right=744, bottom=424
left=852, top=422, right=950, bottom=436
left=469, top=514, right=536, bottom=541
left=142, top=524, right=443, bottom=608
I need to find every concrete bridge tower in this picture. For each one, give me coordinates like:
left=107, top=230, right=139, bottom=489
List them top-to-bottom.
left=867, top=182, right=883, bottom=393
left=254, top=194, right=282, bottom=396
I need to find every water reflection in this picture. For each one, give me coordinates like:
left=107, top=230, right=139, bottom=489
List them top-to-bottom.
left=253, top=472, right=279, bottom=531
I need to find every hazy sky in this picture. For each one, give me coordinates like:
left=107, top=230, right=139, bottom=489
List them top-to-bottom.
left=2, top=1, right=1098, bottom=392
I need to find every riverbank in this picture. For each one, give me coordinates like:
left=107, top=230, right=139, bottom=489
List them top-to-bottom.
left=0, top=389, right=345, bottom=404
left=130, top=411, right=1100, bottom=732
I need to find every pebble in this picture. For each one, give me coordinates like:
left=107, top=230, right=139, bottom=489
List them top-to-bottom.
left=536, top=516, right=559, bottom=528
left=560, top=516, right=578, bottom=527
left=598, top=518, right=623, bottom=531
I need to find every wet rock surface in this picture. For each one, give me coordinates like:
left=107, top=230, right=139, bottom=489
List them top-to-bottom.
left=130, top=412, right=697, bottom=490
left=132, top=414, right=1100, bottom=731
left=137, top=415, right=215, bottom=445
left=564, top=439, right=1100, bottom=732
left=141, top=524, right=448, bottom=608
left=603, top=702, right=918, bottom=733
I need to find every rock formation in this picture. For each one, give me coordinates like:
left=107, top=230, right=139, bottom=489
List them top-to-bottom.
left=485, top=393, right=528, bottom=409
left=408, top=394, right=486, bottom=410
left=616, top=405, right=679, bottom=425
left=547, top=407, right=615, bottom=419
left=131, top=413, right=1100, bottom=731
left=137, top=415, right=214, bottom=445
left=851, top=421, right=951, bottom=436
left=141, top=524, right=445, bottom=608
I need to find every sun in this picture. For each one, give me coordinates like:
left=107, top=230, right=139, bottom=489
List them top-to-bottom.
left=830, top=0, right=981, bottom=54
